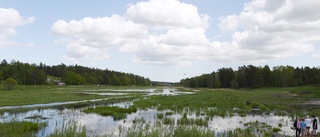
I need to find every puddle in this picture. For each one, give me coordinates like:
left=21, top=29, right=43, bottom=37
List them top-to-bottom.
left=79, top=88, right=194, bottom=96
left=148, top=88, right=194, bottom=96
left=84, top=89, right=156, bottom=93
left=79, top=92, right=128, bottom=96
left=0, top=98, right=109, bottom=110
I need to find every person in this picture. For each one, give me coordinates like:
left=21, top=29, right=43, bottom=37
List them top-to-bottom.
left=305, top=115, right=312, bottom=137
left=312, top=115, right=317, bottom=136
left=294, top=118, right=301, bottom=137
left=301, top=118, right=307, bottom=137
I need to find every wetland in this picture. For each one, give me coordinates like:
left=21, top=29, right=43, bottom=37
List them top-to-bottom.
left=0, top=85, right=320, bottom=137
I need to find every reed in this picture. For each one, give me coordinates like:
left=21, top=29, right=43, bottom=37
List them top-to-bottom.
left=83, top=106, right=137, bottom=120
left=49, top=120, right=86, bottom=137
left=0, top=121, right=46, bottom=137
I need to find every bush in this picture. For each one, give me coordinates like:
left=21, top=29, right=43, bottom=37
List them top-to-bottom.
left=4, top=78, right=18, bottom=90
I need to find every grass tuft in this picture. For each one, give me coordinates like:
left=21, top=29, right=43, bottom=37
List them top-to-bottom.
left=0, top=121, right=46, bottom=137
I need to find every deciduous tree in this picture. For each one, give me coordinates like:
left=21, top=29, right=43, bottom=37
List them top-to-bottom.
left=4, top=78, right=18, bottom=90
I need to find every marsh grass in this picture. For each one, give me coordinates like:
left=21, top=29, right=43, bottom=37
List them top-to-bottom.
left=0, top=85, right=147, bottom=107
left=0, top=85, right=105, bottom=107
left=1, top=86, right=319, bottom=136
left=133, top=86, right=320, bottom=117
left=0, top=95, right=139, bottom=115
left=83, top=106, right=137, bottom=120
left=165, top=111, right=174, bottom=116
left=157, top=113, right=164, bottom=119
left=163, top=117, right=174, bottom=125
left=177, top=117, right=208, bottom=126
left=132, top=118, right=146, bottom=124
left=117, top=119, right=258, bottom=137
left=49, top=120, right=86, bottom=137
left=124, top=120, right=215, bottom=137
left=243, top=120, right=282, bottom=136
left=0, top=121, right=46, bottom=137
left=222, top=128, right=254, bottom=137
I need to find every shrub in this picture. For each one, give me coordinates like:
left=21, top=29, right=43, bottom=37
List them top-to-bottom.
left=4, top=78, right=18, bottom=90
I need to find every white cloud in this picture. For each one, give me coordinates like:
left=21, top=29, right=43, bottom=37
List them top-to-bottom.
left=52, top=0, right=210, bottom=65
left=52, top=0, right=320, bottom=66
left=126, top=0, right=209, bottom=29
left=216, top=0, right=319, bottom=63
left=0, top=8, right=35, bottom=47
left=51, top=15, right=148, bottom=61
left=51, top=15, right=147, bottom=40
left=120, top=28, right=209, bottom=65
left=159, top=28, right=209, bottom=46
left=62, top=40, right=109, bottom=64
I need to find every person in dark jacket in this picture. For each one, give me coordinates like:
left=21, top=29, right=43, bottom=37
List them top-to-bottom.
left=311, top=115, right=317, bottom=137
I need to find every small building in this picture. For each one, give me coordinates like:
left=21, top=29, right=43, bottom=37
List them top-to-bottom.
left=57, top=82, right=65, bottom=86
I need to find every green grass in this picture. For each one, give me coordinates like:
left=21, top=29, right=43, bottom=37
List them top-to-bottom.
left=0, top=85, right=148, bottom=107
left=0, top=85, right=104, bottom=107
left=2, top=85, right=318, bottom=117
left=133, top=86, right=320, bottom=117
left=83, top=106, right=137, bottom=120
left=157, top=113, right=164, bottom=119
left=163, top=117, right=174, bottom=125
left=177, top=117, right=208, bottom=126
left=118, top=118, right=258, bottom=137
left=49, top=120, right=86, bottom=137
left=0, top=121, right=46, bottom=137
left=124, top=121, right=215, bottom=137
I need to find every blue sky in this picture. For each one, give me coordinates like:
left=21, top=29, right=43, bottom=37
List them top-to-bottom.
left=1, top=0, right=320, bottom=82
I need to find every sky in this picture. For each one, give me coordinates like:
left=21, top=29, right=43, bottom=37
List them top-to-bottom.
left=0, top=0, right=320, bottom=82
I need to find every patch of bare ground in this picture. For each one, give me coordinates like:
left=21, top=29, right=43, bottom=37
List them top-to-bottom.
left=296, top=99, right=320, bottom=110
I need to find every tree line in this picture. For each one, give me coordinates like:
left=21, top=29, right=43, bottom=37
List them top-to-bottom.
left=0, top=59, right=151, bottom=86
left=180, top=65, right=320, bottom=88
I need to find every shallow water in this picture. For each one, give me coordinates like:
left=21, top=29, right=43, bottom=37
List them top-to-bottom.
left=0, top=88, right=299, bottom=136
left=0, top=88, right=187, bottom=110
left=81, top=88, right=194, bottom=96
left=0, top=98, right=109, bottom=110
left=0, top=106, right=297, bottom=136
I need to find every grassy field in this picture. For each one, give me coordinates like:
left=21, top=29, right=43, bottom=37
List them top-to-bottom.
left=0, top=85, right=148, bottom=107
left=0, top=85, right=319, bottom=116
left=133, top=85, right=320, bottom=117
left=0, top=121, right=46, bottom=137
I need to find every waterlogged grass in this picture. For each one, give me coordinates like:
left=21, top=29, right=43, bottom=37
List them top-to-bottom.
left=0, top=85, right=147, bottom=107
left=0, top=85, right=104, bottom=107
left=288, top=85, right=320, bottom=98
left=1, top=86, right=320, bottom=136
left=133, top=86, right=320, bottom=117
left=0, top=95, right=139, bottom=115
left=83, top=106, right=137, bottom=120
left=157, top=113, right=164, bottom=119
left=176, top=113, right=209, bottom=126
left=111, top=117, right=259, bottom=137
left=163, top=117, right=174, bottom=125
left=177, top=117, right=208, bottom=126
left=243, top=120, right=283, bottom=136
left=0, top=121, right=46, bottom=137
left=49, top=121, right=86, bottom=137
left=124, top=122, right=215, bottom=137
left=221, top=128, right=254, bottom=137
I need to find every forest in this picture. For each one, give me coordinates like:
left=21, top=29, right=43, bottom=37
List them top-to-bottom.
left=0, top=59, right=151, bottom=86
left=1, top=59, right=319, bottom=88
left=180, top=65, right=320, bottom=88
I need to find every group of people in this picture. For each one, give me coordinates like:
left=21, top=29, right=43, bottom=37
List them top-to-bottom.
left=294, top=115, right=318, bottom=137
